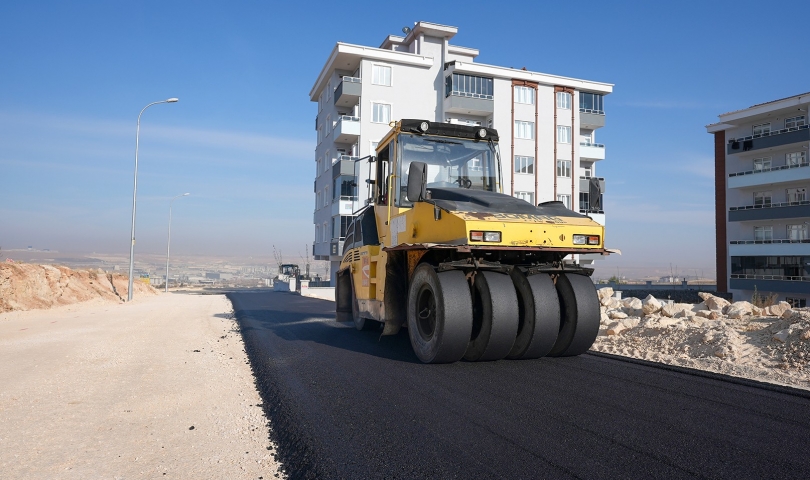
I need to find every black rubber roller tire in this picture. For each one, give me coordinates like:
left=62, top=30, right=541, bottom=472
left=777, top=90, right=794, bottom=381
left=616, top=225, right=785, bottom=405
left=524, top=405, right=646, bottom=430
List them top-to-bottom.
left=407, top=265, right=473, bottom=364
left=507, top=270, right=560, bottom=360
left=464, top=271, right=519, bottom=362
left=548, top=273, right=601, bottom=357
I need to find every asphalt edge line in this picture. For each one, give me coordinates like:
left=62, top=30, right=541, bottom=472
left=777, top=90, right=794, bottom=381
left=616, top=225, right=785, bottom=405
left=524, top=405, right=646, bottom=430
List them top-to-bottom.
left=586, top=351, right=810, bottom=400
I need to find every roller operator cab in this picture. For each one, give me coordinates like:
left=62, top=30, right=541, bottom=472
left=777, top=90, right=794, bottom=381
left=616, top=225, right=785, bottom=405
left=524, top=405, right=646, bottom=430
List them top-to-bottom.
left=336, top=119, right=609, bottom=363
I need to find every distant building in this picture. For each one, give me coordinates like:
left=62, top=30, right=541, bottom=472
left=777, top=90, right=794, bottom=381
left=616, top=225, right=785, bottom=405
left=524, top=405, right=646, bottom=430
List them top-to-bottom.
left=310, top=21, right=613, bottom=283
left=706, top=93, right=810, bottom=307
left=205, top=272, right=221, bottom=280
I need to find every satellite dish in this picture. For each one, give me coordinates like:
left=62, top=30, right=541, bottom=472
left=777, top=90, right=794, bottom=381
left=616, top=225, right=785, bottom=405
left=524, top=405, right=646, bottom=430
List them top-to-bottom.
left=402, top=26, right=411, bottom=34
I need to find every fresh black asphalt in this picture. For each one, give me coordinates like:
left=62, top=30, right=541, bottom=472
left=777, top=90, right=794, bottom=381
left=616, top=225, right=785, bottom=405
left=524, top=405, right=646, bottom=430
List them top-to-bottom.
left=228, top=291, right=810, bottom=480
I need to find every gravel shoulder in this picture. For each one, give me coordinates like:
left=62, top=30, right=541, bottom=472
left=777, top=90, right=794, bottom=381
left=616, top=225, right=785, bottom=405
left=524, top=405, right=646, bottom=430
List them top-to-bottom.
left=0, top=292, right=282, bottom=479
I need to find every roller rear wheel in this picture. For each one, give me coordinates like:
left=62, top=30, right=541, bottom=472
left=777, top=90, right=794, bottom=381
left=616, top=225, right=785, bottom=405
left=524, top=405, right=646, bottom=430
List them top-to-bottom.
left=407, top=265, right=472, bottom=363
left=508, top=270, right=560, bottom=360
left=464, top=271, right=518, bottom=362
left=547, top=273, right=600, bottom=357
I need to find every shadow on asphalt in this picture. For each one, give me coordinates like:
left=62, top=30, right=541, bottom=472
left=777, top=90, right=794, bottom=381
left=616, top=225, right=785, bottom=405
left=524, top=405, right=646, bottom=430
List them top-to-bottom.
left=232, top=300, right=421, bottom=364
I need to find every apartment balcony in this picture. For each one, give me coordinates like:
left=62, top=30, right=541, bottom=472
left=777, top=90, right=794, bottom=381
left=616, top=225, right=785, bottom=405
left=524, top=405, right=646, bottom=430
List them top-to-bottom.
left=334, top=76, right=361, bottom=108
left=444, top=92, right=494, bottom=116
left=579, top=109, right=605, bottom=130
left=332, top=115, right=360, bottom=144
left=727, top=125, right=810, bottom=155
left=579, top=142, right=605, bottom=161
left=332, top=155, right=358, bottom=179
left=728, top=162, right=810, bottom=189
left=579, top=176, right=606, bottom=194
left=331, top=197, right=356, bottom=216
left=729, top=201, right=810, bottom=222
left=329, top=239, right=345, bottom=257
left=729, top=239, right=810, bottom=256
left=313, top=241, right=331, bottom=258
left=729, top=275, right=810, bottom=294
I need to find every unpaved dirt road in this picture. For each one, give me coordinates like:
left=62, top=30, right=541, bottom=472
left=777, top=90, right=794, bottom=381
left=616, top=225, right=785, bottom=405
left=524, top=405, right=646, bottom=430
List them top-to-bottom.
left=0, top=292, right=283, bottom=479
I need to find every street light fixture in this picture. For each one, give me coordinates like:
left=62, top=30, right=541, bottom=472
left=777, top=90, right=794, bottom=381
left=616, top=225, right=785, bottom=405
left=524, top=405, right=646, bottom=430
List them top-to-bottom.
left=127, top=98, right=179, bottom=301
left=166, top=193, right=190, bottom=292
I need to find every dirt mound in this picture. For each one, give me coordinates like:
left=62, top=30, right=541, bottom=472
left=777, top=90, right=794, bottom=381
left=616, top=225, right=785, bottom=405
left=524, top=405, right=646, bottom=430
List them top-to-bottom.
left=0, top=263, right=158, bottom=313
left=593, top=289, right=810, bottom=390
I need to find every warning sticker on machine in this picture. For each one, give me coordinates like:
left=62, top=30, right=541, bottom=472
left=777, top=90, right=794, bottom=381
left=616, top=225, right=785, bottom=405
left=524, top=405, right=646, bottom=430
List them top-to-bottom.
left=455, top=212, right=566, bottom=224
left=361, top=255, right=370, bottom=287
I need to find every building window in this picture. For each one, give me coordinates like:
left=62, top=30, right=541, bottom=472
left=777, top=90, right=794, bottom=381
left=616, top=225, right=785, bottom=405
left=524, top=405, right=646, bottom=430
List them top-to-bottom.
left=372, top=65, right=392, bottom=86
left=445, top=73, right=494, bottom=99
left=515, top=86, right=535, bottom=105
left=556, top=92, right=571, bottom=110
left=579, top=92, right=604, bottom=114
left=372, top=103, right=391, bottom=124
left=785, top=115, right=806, bottom=129
left=515, top=121, right=534, bottom=140
left=752, top=123, right=771, bottom=137
left=557, top=126, right=571, bottom=144
left=324, top=150, right=330, bottom=174
left=787, top=151, right=807, bottom=166
left=514, top=155, right=534, bottom=174
left=753, top=157, right=771, bottom=171
left=556, top=159, right=571, bottom=177
left=582, top=162, right=593, bottom=178
left=334, top=175, right=357, bottom=200
left=787, top=187, right=807, bottom=203
left=515, top=191, right=534, bottom=204
left=754, top=191, right=771, bottom=207
left=579, top=192, right=589, bottom=211
left=557, top=194, right=570, bottom=209
left=332, top=215, right=353, bottom=240
left=323, top=222, right=328, bottom=242
left=315, top=224, right=320, bottom=243
left=787, top=224, right=808, bottom=241
left=754, top=226, right=773, bottom=242
left=731, top=255, right=810, bottom=279
left=786, top=297, right=807, bottom=308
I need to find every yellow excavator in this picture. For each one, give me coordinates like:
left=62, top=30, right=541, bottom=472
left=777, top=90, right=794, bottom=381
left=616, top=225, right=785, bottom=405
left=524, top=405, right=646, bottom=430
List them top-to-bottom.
left=336, top=120, right=609, bottom=363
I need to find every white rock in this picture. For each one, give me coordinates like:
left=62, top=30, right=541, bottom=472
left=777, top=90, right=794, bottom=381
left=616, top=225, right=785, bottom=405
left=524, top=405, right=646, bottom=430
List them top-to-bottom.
left=597, top=287, right=614, bottom=306
left=699, top=292, right=730, bottom=312
left=642, top=295, right=662, bottom=315
left=622, top=297, right=642, bottom=309
left=725, top=301, right=753, bottom=319
left=768, top=302, right=791, bottom=317
left=660, top=303, right=682, bottom=318
left=781, top=309, right=796, bottom=320
left=696, top=310, right=718, bottom=320
left=608, top=311, right=628, bottom=320
left=620, top=318, right=640, bottom=329
left=606, top=322, right=625, bottom=336
left=772, top=329, right=790, bottom=343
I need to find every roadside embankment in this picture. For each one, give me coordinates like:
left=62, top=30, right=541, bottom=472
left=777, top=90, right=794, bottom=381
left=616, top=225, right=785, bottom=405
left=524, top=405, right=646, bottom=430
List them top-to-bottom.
left=0, top=263, right=157, bottom=313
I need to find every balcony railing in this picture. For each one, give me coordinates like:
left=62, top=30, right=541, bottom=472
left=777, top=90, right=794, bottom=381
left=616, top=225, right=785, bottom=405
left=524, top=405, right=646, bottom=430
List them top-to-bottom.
left=341, top=76, right=360, bottom=85
left=446, top=90, right=493, bottom=100
left=579, top=108, right=605, bottom=115
left=727, top=124, right=809, bottom=143
left=579, top=141, right=605, bottom=148
left=729, top=161, right=809, bottom=177
left=729, top=200, right=810, bottom=211
left=579, top=209, right=605, bottom=214
left=730, top=239, right=810, bottom=244
left=730, top=274, right=810, bottom=282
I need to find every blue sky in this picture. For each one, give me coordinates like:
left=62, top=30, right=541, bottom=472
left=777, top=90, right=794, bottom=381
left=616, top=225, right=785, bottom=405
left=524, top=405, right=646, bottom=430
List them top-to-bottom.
left=1, top=1, right=809, bottom=278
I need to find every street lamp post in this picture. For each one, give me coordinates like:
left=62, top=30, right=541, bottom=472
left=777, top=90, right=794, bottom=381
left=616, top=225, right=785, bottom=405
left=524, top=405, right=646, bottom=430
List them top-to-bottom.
left=128, top=98, right=179, bottom=301
left=165, top=193, right=190, bottom=292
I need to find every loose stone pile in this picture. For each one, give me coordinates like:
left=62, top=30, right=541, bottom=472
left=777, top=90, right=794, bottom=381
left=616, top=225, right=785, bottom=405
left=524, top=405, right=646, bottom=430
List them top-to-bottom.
left=591, top=287, right=810, bottom=390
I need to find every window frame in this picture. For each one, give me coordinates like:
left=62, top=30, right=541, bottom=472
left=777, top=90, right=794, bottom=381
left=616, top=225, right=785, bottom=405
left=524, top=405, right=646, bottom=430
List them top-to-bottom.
left=371, top=64, right=392, bottom=87
left=514, top=86, right=535, bottom=105
left=556, top=92, right=571, bottom=110
left=372, top=102, right=392, bottom=124
left=785, top=115, right=806, bottom=129
left=514, top=120, right=535, bottom=140
left=752, top=123, right=771, bottom=137
left=557, top=125, right=571, bottom=144
left=786, top=151, right=807, bottom=166
left=514, top=155, right=534, bottom=174
left=556, top=159, right=571, bottom=178
left=786, top=187, right=807, bottom=203
left=515, top=191, right=534, bottom=204
left=754, top=191, right=772, bottom=206
left=557, top=194, right=570, bottom=209
left=787, top=224, right=809, bottom=241
left=754, top=226, right=773, bottom=242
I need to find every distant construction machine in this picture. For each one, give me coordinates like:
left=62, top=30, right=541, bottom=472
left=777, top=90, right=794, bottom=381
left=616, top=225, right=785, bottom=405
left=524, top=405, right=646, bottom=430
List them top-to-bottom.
left=336, top=120, right=613, bottom=363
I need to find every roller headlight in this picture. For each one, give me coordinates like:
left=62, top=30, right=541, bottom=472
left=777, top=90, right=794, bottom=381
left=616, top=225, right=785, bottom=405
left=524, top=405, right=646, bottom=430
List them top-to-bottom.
left=419, top=121, right=430, bottom=132
left=477, top=128, right=487, bottom=139
left=470, top=230, right=501, bottom=242
left=573, top=234, right=600, bottom=245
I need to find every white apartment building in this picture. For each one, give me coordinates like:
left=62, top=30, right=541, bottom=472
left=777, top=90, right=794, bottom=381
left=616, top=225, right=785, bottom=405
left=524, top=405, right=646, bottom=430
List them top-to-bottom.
left=310, top=22, right=613, bottom=284
left=707, top=93, right=810, bottom=307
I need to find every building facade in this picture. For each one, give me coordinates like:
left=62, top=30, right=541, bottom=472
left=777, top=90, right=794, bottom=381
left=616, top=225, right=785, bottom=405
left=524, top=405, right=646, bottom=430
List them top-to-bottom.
left=310, top=22, right=613, bottom=284
left=707, top=93, right=810, bottom=307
